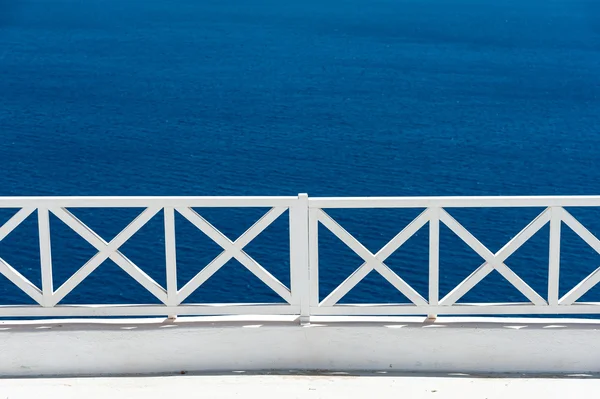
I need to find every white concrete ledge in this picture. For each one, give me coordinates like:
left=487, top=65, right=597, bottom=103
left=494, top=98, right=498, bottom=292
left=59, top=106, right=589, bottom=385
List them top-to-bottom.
left=1, top=316, right=600, bottom=377
left=3, top=375, right=600, bottom=399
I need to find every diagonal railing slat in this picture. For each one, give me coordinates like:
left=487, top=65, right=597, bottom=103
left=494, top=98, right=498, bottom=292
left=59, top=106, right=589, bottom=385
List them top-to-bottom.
left=2, top=196, right=600, bottom=318
left=176, top=206, right=291, bottom=304
left=0, top=207, right=43, bottom=304
left=50, top=207, right=166, bottom=305
left=236, top=207, right=288, bottom=248
left=442, top=207, right=552, bottom=306
left=0, top=208, right=36, bottom=242
left=559, top=208, right=600, bottom=305
left=561, top=208, right=600, bottom=255
left=316, top=209, right=376, bottom=262
left=318, top=209, right=428, bottom=306
left=376, top=209, right=432, bottom=260
left=439, top=209, right=547, bottom=306
left=235, top=250, right=292, bottom=303
left=176, top=251, right=234, bottom=304
left=109, top=252, right=168, bottom=304
left=0, top=257, right=44, bottom=305
left=374, top=262, right=427, bottom=305
left=320, top=263, right=374, bottom=308
left=440, top=263, right=495, bottom=306
left=560, top=267, right=600, bottom=306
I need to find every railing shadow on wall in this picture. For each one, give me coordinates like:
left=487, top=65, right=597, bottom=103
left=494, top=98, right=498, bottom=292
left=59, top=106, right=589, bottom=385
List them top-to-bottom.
left=1, top=194, right=600, bottom=321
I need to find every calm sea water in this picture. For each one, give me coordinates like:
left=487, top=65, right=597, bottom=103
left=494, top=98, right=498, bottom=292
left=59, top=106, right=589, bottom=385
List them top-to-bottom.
left=1, top=0, right=600, bottom=309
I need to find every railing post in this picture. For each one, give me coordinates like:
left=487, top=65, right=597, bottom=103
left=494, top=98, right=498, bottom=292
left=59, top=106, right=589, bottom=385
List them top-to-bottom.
left=290, top=193, right=310, bottom=325
left=308, top=206, right=319, bottom=317
left=548, top=206, right=562, bottom=306
left=164, top=207, right=178, bottom=319
left=428, top=207, right=439, bottom=319
left=38, top=208, right=54, bottom=307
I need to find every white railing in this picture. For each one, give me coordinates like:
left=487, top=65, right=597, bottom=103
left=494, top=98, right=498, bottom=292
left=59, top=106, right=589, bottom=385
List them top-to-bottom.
left=1, top=195, right=600, bottom=320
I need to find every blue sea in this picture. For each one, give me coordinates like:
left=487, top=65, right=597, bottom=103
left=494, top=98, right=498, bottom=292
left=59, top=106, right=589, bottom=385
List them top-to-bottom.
left=1, top=0, right=600, bottom=310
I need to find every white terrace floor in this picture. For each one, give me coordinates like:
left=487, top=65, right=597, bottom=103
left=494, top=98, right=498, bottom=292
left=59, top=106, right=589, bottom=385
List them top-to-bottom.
left=1, top=374, right=599, bottom=399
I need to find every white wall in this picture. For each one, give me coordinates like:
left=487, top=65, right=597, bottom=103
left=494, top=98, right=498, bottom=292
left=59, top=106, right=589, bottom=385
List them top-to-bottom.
left=1, top=316, right=599, bottom=377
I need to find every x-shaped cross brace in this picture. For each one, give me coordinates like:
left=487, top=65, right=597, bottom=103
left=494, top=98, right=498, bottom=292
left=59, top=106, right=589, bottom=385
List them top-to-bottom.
left=51, top=207, right=167, bottom=306
left=175, top=207, right=292, bottom=304
left=317, top=208, right=431, bottom=307
left=439, top=208, right=549, bottom=306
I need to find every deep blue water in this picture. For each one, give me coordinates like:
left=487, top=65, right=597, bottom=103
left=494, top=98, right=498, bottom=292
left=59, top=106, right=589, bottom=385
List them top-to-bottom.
left=1, top=0, right=600, bottom=310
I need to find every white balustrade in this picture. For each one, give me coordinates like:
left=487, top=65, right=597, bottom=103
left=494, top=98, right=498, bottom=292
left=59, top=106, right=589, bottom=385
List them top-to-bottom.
left=1, top=195, right=600, bottom=320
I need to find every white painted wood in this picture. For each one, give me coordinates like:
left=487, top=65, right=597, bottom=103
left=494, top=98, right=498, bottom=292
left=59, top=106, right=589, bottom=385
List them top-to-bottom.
left=290, top=194, right=310, bottom=322
left=0, top=195, right=600, bottom=318
left=1, top=195, right=599, bottom=209
left=0, top=196, right=298, bottom=208
left=309, top=196, right=600, bottom=208
left=176, top=206, right=291, bottom=304
left=50, top=207, right=163, bottom=305
left=63, top=207, right=167, bottom=303
left=164, top=207, right=178, bottom=307
left=176, top=207, right=232, bottom=249
left=235, top=207, right=288, bottom=248
left=428, top=207, right=440, bottom=318
left=548, top=207, right=562, bottom=306
left=0, top=208, right=35, bottom=242
left=0, top=208, right=43, bottom=304
left=37, top=208, right=54, bottom=307
left=52, top=208, right=167, bottom=303
left=308, top=208, right=320, bottom=309
left=319, top=208, right=430, bottom=309
left=375, top=208, right=431, bottom=260
left=441, top=208, right=551, bottom=305
left=495, top=208, right=552, bottom=259
left=561, top=208, right=600, bottom=255
left=316, top=209, right=375, bottom=262
left=317, top=209, right=427, bottom=306
left=439, top=209, right=499, bottom=260
left=440, top=209, right=547, bottom=306
left=557, top=209, right=600, bottom=305
left=176, top=252, right=235, bottom=304
left=234, top=252, right=292, bottom=304
left=52, top=253, right=112, bottom=305
left=109, top=253, right=168, bottom=304
left=0, top=258, right=43, bottom=305
left=374, top=262, right=427, bottom=306
left=320, top=263, right=374, bottom=307
left=440, top=263, right=495, bottom=306
left=492, top=264, right=546, bottom=304
left=560, top=266, right=600, bottom=305
left=560, top=267, right=600, bottom=305
left=0, top=301, right=599, bottom=317
left=311, top=303, right=600, bottom=315
left=0, top=304, right=299, bottom=317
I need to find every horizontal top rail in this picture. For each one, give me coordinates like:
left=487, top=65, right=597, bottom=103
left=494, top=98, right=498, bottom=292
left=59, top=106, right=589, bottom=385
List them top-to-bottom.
left=2, top=195, right=600, bottom=208
left=0, top=196, right=299, bottom=208
left=309, top=196, right=600, bottom=208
